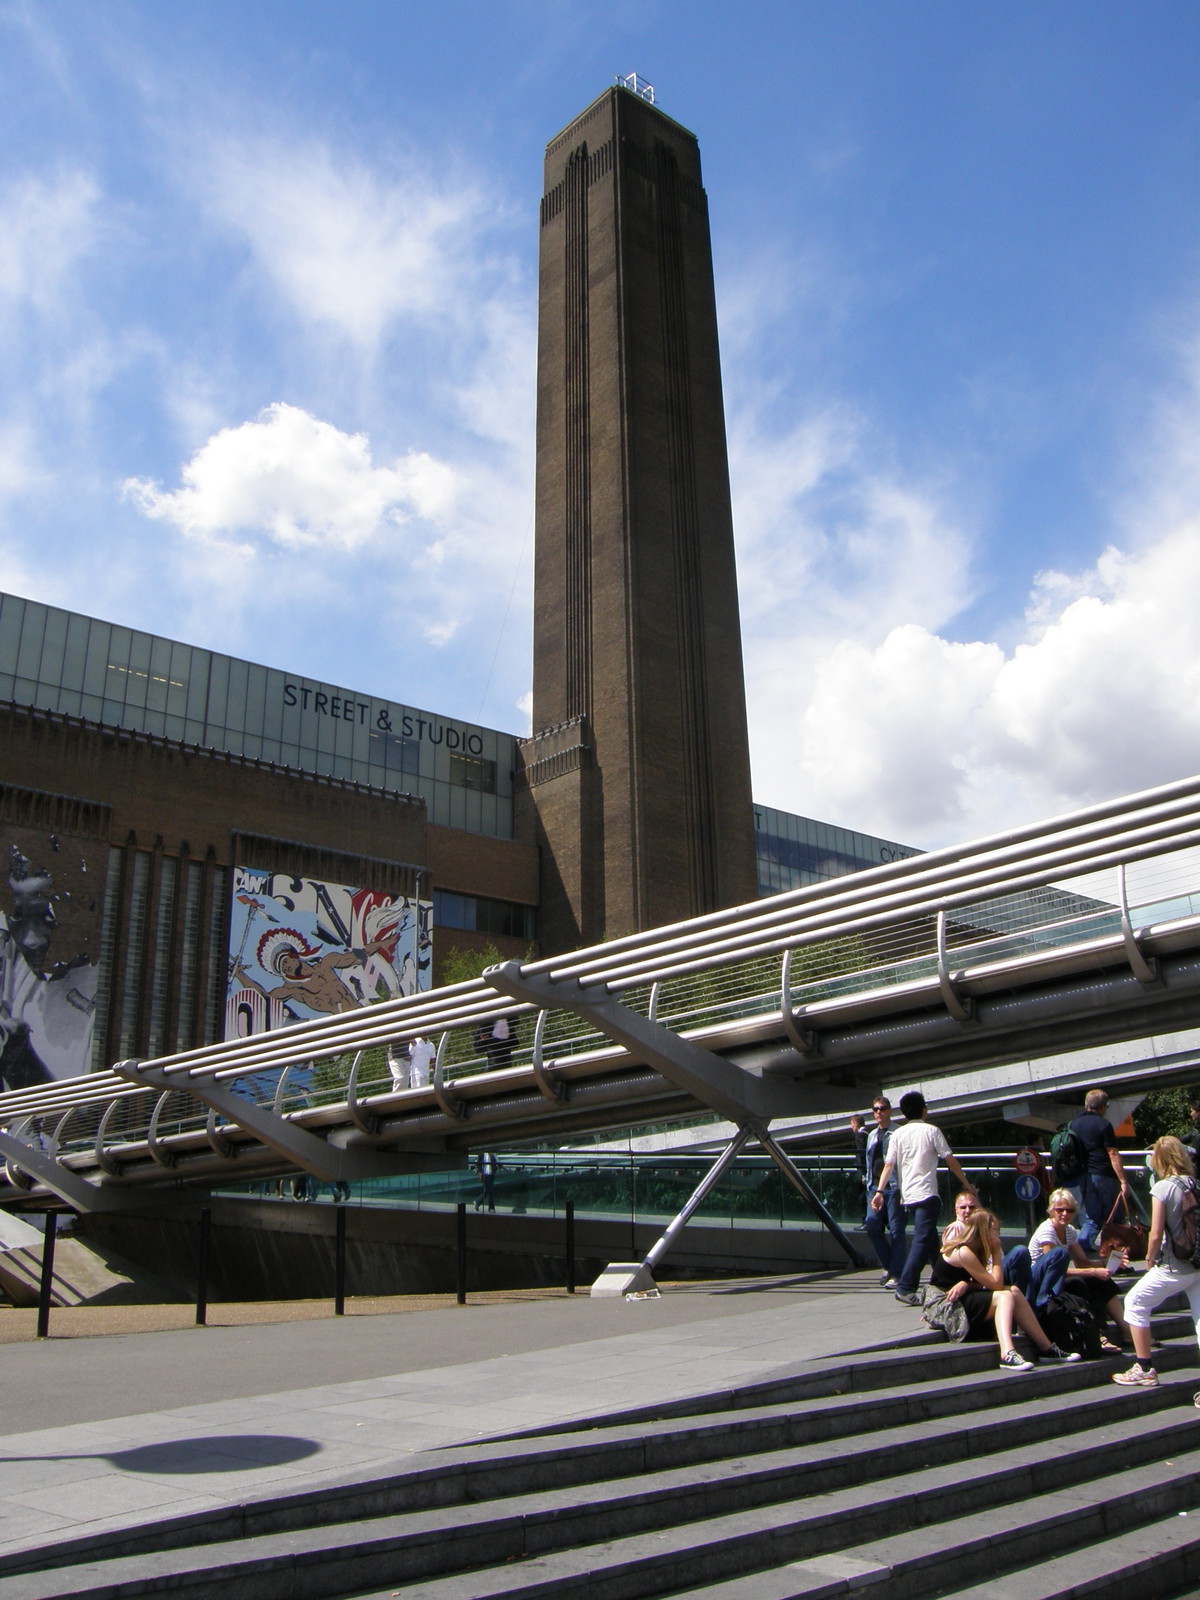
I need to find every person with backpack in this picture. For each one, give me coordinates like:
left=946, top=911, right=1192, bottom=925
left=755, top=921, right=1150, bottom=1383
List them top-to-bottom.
left=1065, top=1089, right=1132, bottom=1251
left=1112, top=1136, right=1200, bottom=1389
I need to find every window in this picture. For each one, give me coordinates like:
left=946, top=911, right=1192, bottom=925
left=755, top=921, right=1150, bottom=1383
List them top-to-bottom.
left=449, top=752, right=496, bottom=793
left=433, top=890, right=534, bottom=941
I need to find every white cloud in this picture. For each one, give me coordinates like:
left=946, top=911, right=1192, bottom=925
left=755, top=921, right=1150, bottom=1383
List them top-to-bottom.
left=201, top=138, right=482, bottom=347
left=0, top=168, right=99, bottom=318
left=122, top=402, right=457, bottom=551
left=749, top=509, right=1200, bottom=846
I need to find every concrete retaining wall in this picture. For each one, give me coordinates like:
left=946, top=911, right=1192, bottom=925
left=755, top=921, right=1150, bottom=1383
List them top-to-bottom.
left=76, top=1197, right=858, bottom=1301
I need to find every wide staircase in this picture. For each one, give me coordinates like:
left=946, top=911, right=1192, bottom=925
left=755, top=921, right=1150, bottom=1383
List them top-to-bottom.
left=4, top=1310, right=1200, bottom=1600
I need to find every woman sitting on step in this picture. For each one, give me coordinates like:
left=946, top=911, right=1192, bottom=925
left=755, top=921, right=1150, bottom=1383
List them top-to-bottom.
left=1113, top=1136, right=1200, bottom=1391
left=1029, top=1188, right=1131, bottom=1352
left=931, top=1203, right=1083, bottom=1372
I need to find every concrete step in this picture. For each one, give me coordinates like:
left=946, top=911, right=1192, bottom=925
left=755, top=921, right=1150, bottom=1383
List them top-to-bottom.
left=7, top=1370, right=1198, bottom=1600
left=344, top=1438, right=1200, bottom=1599
left=658, top=1442, right=1200, bottom=1599
left=935, top=1505, right=1200, bottom=1599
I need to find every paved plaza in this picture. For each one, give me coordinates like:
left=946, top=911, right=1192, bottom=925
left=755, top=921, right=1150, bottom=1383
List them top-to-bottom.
left=0, top=1270, right=924, bottom=1568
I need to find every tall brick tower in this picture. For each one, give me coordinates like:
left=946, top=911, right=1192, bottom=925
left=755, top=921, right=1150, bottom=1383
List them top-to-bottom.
left=518, top=81, right=757, bottom=953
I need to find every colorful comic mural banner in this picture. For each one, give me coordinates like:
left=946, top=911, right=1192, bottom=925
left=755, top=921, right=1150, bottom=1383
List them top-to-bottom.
left=0, top=828, right=101, bottom=1090
left=225, top=867, right=431, bottom=1039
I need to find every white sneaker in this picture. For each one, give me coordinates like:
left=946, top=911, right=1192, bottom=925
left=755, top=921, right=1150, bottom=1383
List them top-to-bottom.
left=1000, top=1349, right=1035, bottom=1372
left=1112, top=1363, right=1158, bottom=1387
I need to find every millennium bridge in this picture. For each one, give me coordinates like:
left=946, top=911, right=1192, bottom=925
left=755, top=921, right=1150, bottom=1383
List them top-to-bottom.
left=3, top=770, right=1200, bottom=1281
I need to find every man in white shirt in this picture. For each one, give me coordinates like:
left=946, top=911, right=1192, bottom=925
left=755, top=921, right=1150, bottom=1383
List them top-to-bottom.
left=871, top=1090, right=975, bottom=1305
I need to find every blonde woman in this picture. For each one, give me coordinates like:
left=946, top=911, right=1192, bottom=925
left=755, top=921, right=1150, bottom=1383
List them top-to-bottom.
left=1113, top=1136, right=1200, bottom=1388
left=1031, top=1189, right=1131, bottom=1351
left=931, top=1203, right=1082, bottom=1372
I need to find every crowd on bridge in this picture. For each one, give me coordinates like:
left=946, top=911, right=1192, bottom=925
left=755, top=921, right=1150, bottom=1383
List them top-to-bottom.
left=853, top=1086, right=1200, bottom=1391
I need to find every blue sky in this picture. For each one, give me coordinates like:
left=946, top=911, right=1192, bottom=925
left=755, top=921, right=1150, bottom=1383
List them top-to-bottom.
left=1, top=1, right=1198, bottom=847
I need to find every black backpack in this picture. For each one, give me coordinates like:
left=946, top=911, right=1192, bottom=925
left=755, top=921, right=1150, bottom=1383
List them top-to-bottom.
left=1050, top=1122, right=1087, bottom=1185
left=1166, top=1178, right=1200, bottom=1268
left=1040, top=1291, right=1103, bottom=1361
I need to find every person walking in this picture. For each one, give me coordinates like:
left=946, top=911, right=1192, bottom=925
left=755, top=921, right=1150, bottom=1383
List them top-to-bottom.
left=1070, top=1089, right=1131, bottom=1251
left=871, top=1091, right=976, bottom=1306
left=862, top=1097, right=906, bottom=1288
left=1112, top=1136, right=1200, bottom=1389
left=474, top=1150, right=498, bottom=1212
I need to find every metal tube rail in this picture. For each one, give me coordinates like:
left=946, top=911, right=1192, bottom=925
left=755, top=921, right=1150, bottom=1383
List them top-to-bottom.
left=513, top=771, right=1200, bottom=976
left=564, top=810, right=1200, bottom=990
left=592, top=827, right=1200, bottom=995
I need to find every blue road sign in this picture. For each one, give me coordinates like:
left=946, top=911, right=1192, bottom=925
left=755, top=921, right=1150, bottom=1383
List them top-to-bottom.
left=1015, top=1174, right=1041, bottom=1203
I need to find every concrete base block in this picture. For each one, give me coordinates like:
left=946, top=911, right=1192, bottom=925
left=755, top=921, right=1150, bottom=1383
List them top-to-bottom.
left=589, top=1261, right=657, bottom=1298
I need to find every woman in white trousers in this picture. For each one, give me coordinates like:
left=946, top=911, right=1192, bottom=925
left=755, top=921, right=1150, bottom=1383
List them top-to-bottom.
left=1112, top=1135, right=1200, bottom=1391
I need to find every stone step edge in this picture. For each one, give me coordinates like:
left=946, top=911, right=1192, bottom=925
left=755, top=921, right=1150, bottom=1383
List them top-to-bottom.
left=8, top=1384, right=1200, bottom=1600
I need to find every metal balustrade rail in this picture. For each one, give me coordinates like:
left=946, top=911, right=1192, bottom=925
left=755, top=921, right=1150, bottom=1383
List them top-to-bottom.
left=4, top=770, right=1200, bottom=1212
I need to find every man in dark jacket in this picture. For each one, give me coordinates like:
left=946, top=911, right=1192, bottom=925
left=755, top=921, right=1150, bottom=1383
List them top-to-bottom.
left=1071, top=1088, right=1131, bottom=1251
left=862, top=1097, right=906, bottom=1287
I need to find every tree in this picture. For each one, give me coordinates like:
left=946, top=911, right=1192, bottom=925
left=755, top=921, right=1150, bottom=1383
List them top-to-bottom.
left=1133, top=1086, right=1197, bottom=1146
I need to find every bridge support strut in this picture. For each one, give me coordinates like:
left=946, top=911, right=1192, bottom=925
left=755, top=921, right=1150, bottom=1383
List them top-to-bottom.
left=486, top=961, right=868, bottom=1289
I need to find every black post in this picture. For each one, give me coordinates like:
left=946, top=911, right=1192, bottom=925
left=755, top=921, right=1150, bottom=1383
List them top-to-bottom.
left=565, top=1199, right=576, bottom=1295
left=456, top=1201, right=467, bottom=1305
left=334, top=1204, right=347, bottom=1316
left=195, top=1206, right=212, bottom=1326
left=35, top=1215, right=58, bottom=1339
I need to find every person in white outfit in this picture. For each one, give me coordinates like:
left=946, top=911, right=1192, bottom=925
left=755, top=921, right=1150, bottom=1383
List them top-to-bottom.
left=408, top=1036, right=434, bottom=1088
left=387, top=1040, right=410, bottom=1090
left=1113, top=1135, right=1200, bottom=1389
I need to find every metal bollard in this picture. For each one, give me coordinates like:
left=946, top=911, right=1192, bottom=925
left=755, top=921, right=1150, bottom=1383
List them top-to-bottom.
left=565, top=1199, right=576, bottom=1295
left=456, top=1201, right=467, bottom=1305
left=334, top=1204, right=347, bottom=1316
left=195, top=1206, right=212, bottom=1326
left=35, top=1215, right=58, bottom=1339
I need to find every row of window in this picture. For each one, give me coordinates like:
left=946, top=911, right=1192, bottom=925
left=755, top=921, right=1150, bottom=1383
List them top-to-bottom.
left=433, top=890, right=536, bottom=942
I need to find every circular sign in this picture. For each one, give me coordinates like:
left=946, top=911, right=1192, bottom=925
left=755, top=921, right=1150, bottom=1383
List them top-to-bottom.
left=1014, top=1148, right=1040, bottom=1175
left=1015, top=1174, right=1042, bottom=1203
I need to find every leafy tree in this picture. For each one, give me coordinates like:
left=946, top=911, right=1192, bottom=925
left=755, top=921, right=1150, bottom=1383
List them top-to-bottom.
left=439, top=942, right=503, bottom=987
left=1133, top=1086, right=1197, bottom=1146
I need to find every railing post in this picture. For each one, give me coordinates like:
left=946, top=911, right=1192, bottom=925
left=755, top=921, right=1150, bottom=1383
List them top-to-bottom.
left=565, top=1199, right=576, bottom=1294
left=456, top=1200, right=467, bottom=1305
left=334, top=1203, right=347, bottom=1316
left=195, top=1206, right=212, bottom=1326
left=35, top=1215, right=58, bottom=1339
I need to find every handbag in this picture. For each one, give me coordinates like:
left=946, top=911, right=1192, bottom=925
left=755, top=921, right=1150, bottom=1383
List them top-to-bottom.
left=1096, top=1193, right=1147, bottom=1262
left=921, top=1288, right=969, bottom=1343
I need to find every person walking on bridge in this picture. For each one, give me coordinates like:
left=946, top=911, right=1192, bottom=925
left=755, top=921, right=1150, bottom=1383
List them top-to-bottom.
left=872, top=1091, right=976, bottom=1306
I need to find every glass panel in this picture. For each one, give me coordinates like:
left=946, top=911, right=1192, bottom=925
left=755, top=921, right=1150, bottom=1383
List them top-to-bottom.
left=0, top=595, right=22, bottom=674
left=15, top=603, right=46, bottom=680
left=38, top=608, right=68, bottom=686
left=62, top=613, right=90, bottom=688
left=82, top=620, right=112, bottom=695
